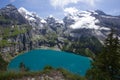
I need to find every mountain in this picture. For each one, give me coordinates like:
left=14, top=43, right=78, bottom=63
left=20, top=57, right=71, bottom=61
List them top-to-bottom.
left=0, top=4, right=120, bottom=61
left=0, top=4, right=28, bottom=25
left=18, top=7, right=65, bottom=36
left=18, top=7, right=120, bottom=42
left=18, top=7, right=45, bottom=29
left=63, top=10, right=120, bottom=42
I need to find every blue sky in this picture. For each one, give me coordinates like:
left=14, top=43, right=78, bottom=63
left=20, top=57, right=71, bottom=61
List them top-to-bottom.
left=0, top=0, right=120, bottom=19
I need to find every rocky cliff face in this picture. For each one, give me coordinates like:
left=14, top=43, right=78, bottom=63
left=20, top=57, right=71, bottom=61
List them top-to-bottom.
left=0, top=4, right=33, bottom=61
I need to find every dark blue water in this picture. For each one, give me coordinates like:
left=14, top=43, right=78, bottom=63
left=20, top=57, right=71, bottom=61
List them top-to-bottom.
left=8, top=49, right=91, bottom=76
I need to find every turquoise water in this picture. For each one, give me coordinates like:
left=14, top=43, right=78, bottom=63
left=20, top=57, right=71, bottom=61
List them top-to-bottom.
left=8, top=49, right=91, bottom=76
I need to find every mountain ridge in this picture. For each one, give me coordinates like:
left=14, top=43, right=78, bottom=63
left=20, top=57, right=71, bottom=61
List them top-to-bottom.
left=0, top=4, right=120, bottom=61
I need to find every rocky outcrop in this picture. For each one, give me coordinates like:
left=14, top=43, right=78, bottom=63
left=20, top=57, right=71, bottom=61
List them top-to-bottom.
left=0, top=30, right=33, bottom=61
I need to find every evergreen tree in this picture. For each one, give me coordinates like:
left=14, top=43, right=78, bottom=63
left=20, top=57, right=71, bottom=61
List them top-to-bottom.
left=86, top=29, right=120, bottom=80
left=0, top=54, right=7, bottom=71
left=19, top=62, right=29, bottom=72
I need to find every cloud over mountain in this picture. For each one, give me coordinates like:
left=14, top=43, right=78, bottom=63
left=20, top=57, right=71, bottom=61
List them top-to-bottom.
left=50, top=0, right=99, bottom=8
left=64, top=7, right=79, bottom=15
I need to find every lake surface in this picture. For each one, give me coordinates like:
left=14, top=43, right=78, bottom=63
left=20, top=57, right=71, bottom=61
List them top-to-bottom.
left=8, top=49, right=91, bottom=76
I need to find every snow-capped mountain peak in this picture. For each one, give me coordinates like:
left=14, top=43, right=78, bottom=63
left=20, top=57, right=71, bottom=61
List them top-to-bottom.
left=17, top=7, right=119, bottom=42
left=18, top=7, right=38, bottom=21
left=18, top=7, right=48, bottom=30
left=64, top=9, right=110, bottom=30
left=46, top=15, right=63, bottom=24
left=48, top=15, right=54, bottom=18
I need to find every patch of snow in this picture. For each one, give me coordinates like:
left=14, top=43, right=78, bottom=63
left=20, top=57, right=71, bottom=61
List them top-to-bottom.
left=18, top=7, right=32, bottom=17
left=87, top=10, right=99, bottom=15
left=92, top=11, right=98, bottom=15
left=49, top=15, right=54, bottom=18
left=101, top=15, right=118, bottom=19
left=28, top=17, right=35, bottom=21
left=41, top=19, right=47, bottom=23
left=56, top=20, right=64, bottom=24
left=99, top=27, right=110, bottom=30
left=94, top=30, right=104, bottom=36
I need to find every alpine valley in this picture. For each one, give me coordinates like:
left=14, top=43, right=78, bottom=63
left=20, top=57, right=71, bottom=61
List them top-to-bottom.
left=0, top=4, right=120, bottom=61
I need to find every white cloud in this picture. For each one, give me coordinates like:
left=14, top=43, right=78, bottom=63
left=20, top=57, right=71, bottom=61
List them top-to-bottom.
left=50, top=0, right=99, bottom=8
left=64, top=7, right=79, bottom=15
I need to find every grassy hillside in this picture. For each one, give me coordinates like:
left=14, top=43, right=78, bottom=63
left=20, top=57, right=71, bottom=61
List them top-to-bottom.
left=0, top=66, right=85, bottom=80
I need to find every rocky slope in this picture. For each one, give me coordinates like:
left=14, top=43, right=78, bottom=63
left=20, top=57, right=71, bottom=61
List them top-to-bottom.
left=63, top=10, right=120, bottom=42
left=15, top=70, right=65, bottom=80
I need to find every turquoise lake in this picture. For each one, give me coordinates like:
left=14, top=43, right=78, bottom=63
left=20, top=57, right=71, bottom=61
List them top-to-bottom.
left=8, top=49, right=91, bottom=76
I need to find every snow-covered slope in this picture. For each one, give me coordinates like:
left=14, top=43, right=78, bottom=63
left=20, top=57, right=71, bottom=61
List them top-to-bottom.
left=18, top=7, right=47, bottom=29
left=18, top=7, right=35, bottom=21
left=64, top=10, right=110, bottom=30
left=70, top=11, right=100, bottom=29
